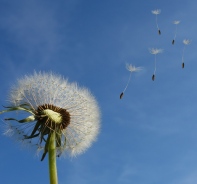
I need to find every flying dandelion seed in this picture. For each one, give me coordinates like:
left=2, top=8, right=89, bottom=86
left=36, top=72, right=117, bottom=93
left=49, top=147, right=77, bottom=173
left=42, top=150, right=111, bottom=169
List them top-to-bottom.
left=152, top=9, right=161, bottom=35
left=172, top=20, right=180, bottom=45
left=182, top=39, right=191, bottom=68
left=149, top=48, right=163, bottom=81
left=120, top=64, right=142, bottom=99
left=0, top=72, right=100, bottom=183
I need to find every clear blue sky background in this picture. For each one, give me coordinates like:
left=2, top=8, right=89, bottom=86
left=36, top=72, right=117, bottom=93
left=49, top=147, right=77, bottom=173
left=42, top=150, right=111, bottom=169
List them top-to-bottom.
left=0, top=0, right=197, bottom=183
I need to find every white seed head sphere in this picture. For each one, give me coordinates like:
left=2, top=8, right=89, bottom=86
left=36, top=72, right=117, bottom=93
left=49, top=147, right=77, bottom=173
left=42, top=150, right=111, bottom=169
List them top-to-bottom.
left=5, top=72, right=100, bottom=158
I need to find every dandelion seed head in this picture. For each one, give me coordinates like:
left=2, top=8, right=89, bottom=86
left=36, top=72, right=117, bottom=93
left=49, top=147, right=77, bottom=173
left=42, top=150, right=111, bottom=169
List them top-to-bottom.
left=151, top=9, right=161, bottom=15
left=173, top=20, right=180, bottom=25
left=183, top=39, right=191, bottom=45
left=149, top=48, right=163, bottom=55
left=126, top=63, right=143, bottom=73
left=2, top=72, right=100, bottom=158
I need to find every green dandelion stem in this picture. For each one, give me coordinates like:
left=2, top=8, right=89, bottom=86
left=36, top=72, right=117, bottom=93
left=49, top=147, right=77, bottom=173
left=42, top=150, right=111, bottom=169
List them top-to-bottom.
left=48, top=131, right=58, bottom=184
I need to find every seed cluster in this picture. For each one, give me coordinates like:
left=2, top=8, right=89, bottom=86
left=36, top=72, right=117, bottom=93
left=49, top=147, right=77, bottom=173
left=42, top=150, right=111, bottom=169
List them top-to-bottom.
left=36, top=104, right=70, bottom=131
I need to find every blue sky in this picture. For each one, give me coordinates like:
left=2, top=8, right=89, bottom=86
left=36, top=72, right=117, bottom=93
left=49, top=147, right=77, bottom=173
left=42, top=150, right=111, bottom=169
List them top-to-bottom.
left=0, top=0, right=197, bottom=183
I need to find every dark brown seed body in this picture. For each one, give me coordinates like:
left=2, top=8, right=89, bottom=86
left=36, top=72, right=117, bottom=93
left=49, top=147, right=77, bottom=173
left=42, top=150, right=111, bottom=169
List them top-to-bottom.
left=152, top=74, right=155, bottom=81
left=120, top=92, right=124, bottom=99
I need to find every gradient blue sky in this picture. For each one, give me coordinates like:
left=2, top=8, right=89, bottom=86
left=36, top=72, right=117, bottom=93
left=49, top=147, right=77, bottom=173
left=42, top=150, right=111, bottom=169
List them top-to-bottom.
left=0, top=0, right=197, bottom=184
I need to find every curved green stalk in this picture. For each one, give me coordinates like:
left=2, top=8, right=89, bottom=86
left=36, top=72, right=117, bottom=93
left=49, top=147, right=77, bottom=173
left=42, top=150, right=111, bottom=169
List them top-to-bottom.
left=48, top=131, right=58, bottom=184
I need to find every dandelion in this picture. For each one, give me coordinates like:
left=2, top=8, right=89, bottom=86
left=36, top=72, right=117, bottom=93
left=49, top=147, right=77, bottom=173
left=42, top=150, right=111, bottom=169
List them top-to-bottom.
left=152, top=9, right=161, bottom=35
left=172, top=20, right=180, bottom=45
left=182, top=39, right=191, bottom=68
left=149, top=48, right=163, bottom=81
left=120, top=63, right=142, bottom=99
left=0, top=72, right=100, bottom=184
